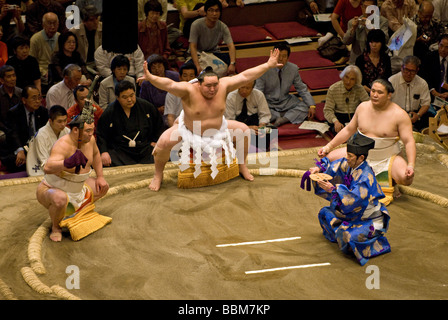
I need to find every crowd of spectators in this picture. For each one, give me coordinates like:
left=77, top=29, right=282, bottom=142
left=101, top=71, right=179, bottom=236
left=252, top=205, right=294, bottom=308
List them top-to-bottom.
left=0, top=0, right=447, bottom=176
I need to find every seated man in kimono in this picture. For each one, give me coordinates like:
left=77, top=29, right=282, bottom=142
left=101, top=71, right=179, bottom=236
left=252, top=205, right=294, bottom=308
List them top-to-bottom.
left=304, top=133, right=391, bottom=266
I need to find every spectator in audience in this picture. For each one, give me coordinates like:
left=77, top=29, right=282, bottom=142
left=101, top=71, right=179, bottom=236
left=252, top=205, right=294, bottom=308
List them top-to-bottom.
left=0, top=0, right=25, bottom=49
left=25, top=0, right=67, bottom=36
left=75, top=0, right=102, bottom=14
left=138, top=0, right=171, bottom=61
left=139, top=0, right=168, bottom=22
left=176, top=0, right=228, bottom=36
left=188, top=0, right=236, bottom=75
left=331, top=0, right=362, bottom=38
left=343, top=0, right=389, bottom=64
left=380, top=0, right=418, bottom=33
left=412, top=0, right=444, bottom=61
left=432, top=0, right=448, bottom=27
left=182, top=2, right=205, bottom=40
left=70, top=5, right=102, bottom=70
left=29, top=12, right=60, bottom=89
left=0, top=25, right=7, bottom=67
left=355, top=29, right=392, bottom=93
left=49, top=31, right=92, bottom=86
left=419, top=34, right=448, bottom=101
left=6, top=36, right=42, bottom=92
left=255, top=42, right=316, bottom=127
left=94, top=45, right=145, bottom=79
left=140, top=54, right=179, bottom=115
left=98, top=55, right=135, bottom=110
left=389, top=56, right=431, bottom=132
left=164, top=63, right=197, bottom=127
left=46, top=64, right=82, bottom=110
left=0, top=65, right=22, bottom=124
left=324, top=65, right=370, bottom=134
left=96, top=80, right=164, bottom=167
left=225, top=80, right=271, bottom=133
left=5, top=85, right=48, bottom=172
left=67, top=85, right=103, bottom=133
left=26, top=104, right=70, bottom=176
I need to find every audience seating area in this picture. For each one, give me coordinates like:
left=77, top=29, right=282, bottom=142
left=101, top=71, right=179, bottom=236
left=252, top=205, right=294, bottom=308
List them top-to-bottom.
left=0, top=0, right=344, bottom=178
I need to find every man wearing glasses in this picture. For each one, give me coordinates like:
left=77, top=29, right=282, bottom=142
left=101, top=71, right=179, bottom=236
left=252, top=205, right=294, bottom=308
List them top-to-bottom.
left=188, top=0, right=236, bottom=75
left=388, top=55, right=431, bottom=132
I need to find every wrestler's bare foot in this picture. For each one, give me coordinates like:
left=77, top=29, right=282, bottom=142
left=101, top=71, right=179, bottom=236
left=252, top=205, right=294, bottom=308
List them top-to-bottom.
left=239, top=165, right=254, bottom=181
left=149, top=173, right=163, bottom=191
left=50, top=227, right=62, bottom=242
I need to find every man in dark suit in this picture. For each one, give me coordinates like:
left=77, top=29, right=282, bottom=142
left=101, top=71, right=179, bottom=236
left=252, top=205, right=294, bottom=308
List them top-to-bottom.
left=419, top=34, right=448, bottom=102
left=3, top=85, right=48, bottom=172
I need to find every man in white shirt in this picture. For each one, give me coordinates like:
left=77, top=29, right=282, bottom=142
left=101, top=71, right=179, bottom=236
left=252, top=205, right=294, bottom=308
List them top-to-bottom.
left=389, top=55, right=431, bottom=132
left=46, top=64, right=82, bottom=110
left=225, top=80, right=272, bottom=150
left=225, top=80, right=271, bottom=131
left=27, top=105, right=70, bottom=176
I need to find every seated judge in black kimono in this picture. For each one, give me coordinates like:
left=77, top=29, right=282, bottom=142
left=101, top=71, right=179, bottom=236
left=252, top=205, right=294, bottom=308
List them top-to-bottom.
left=96, top=80, right=164, bottom=167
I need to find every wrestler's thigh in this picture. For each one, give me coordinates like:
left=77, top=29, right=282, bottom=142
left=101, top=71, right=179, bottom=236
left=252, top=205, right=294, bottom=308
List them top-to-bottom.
left=227, top=120, right=250, bottom=142
left=227, top=120, right=249, bottom=132
left=156, top=124, right=182, bottom=149
left=327, top=147, right=346, bottom=162
left=391, top=155, right=408, bottom=184
left=36, top=182, right=67, bottom=209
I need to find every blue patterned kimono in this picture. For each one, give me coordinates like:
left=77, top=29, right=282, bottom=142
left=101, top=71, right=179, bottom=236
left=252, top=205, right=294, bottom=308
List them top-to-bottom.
left=313, top=157, right=391, bottom=266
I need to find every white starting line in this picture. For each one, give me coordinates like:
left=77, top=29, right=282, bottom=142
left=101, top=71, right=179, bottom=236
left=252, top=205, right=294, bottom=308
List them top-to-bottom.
left=216, top=236, right=302, bottom=248
left=245, top=262, right=331, bottom=275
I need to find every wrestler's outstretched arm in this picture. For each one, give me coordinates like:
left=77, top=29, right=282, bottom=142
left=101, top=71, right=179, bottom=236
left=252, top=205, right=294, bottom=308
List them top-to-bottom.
left=222, top=49, right=283, bottom=93
left=138, top=61, right=191, bottom=98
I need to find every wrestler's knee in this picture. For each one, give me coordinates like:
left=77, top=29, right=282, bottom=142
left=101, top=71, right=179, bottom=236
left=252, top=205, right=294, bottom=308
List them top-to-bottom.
left=50, top=190, right=68, bottom=209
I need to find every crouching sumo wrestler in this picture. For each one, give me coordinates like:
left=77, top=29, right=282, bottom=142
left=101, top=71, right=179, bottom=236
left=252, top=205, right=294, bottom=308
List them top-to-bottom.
left=36, top=107, right=109, bottom=242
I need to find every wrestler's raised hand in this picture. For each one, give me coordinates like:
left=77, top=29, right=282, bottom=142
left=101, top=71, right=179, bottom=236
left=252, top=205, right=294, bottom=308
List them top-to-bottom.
left=267, top=48, right=283, bottom=69
left=137, top=61, right=151, bottom=85
left=64, top=149, right=88, bottom=169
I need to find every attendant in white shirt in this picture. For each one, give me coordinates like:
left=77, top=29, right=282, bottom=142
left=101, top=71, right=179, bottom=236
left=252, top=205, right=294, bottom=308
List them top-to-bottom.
left=389, top=55, right=431, bottom=132
left=26, top=105, right=70, bottom=176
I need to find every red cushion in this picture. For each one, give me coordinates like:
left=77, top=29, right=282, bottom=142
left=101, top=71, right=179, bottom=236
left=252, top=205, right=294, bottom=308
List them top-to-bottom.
left=263, top=21, right=319, bottom=39
left=229, top=25, right=271, bottom=43
left=289, top=50, right=334, bottom=69
left=235, top=56, right=266, bottom=73
left=299, top=69, right=340, bottom=90
left=314, top=102, right=326, bottom=122
left=277, top=123, right=316, bottom=137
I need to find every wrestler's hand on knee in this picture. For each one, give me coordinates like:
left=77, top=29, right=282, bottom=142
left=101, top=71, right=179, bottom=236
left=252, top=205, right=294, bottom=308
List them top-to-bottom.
left=64, top=149, right=88, bottom=169
left=405, top=165, right=414, bottom=179
left=96, top=176, right=109, bottom=194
